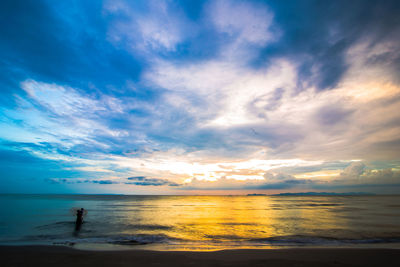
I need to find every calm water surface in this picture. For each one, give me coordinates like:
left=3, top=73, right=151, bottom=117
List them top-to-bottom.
left=0, top=194, right=399, bottom=250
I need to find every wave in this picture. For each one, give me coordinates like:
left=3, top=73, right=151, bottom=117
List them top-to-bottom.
left=35, top=221, right=172, bottom=231
left=35, top=221, right=75, bottom=230
left=118, top=223, right=172, bottom=231
left=7, top=233, right=400, bottom=250
left=52, top=234, right=181, bottom=246
left=249, top=235, right=400, bottom=245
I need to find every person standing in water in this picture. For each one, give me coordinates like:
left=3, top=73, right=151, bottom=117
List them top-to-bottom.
left=75, top=208, right=84, bottom=231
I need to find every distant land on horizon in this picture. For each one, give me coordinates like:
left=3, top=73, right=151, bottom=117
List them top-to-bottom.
left=248, top=192, right=375, bottom=196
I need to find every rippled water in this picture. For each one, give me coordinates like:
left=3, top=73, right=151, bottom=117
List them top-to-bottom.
left=0, top=194, right=400, bottom=250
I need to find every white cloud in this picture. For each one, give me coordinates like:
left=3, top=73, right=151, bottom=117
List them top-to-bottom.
left=105, top=0, right=191, bottom=52
left=207, top=0, right=278, bottom=60
left=209, top=0, right=276, bottom=46
left=144, top=34, right=400, bottom=162
left=145, top=58, right=298, bottom=127
left=0, top=80, right=138, bottom=151
left=21, top=80, right=103, bottom=116
left=109, top=149, right=322, bottom=183
left=337, top=162, right=400, bottom=183
left=340, top=162, right=366, bottom=179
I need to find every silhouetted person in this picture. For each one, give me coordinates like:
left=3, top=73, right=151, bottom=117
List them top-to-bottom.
left=75, top=208, right=84, bottom=231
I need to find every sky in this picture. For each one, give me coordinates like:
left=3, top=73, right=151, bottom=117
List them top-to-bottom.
left=0, top=0, right=400, bottom=194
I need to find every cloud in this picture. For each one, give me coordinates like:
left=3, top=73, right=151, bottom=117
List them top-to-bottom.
left=0, top=0, right=143, bottom=98
left=1, top=0, right=400, bottom=194
left=105, top=0, right=192, bottom=53
left=208, top=0, right=277, bottom=47
left=261, top=0, right=400, bottom=91
left=4, top=1, right=400, bottom=163
left=144, top=42, right=400, bottom=161
left=1, top=79, right=158, bottom=158
left=21, top=80, right=104, bottom=117
left=315, top=105, right=354, bottom=126
left=109, top=152, right=323, bottom=183
left=179, top=160, right=400, bottom=192
left=336, top=162, right=400, bottom=185
left=340, top=162, right=366, bottom=179
left=264, top=171, right=296, bottom=181
left=42, top=175, right=180, bottom=187
left=181, top=175, right=312, bottom=191
left=45, top=176, right=180, bottom=187
left=125, top=176, right=180, bottom=186
left=127, top=176, right=146, bottom=180
left=45, top=178, right=119, bottom=185
left=45, top=178, right=71, bottom=184
left=90, top=180, right=117, bottom=184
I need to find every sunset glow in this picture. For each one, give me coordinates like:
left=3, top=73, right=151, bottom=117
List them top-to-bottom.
left=1, top=0, right=399, bottom=194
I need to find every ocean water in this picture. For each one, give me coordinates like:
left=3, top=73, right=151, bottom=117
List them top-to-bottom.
left=0, top=194, right=400, bottom=251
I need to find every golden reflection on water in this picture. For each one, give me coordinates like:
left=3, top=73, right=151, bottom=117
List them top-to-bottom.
left=2, top=195, right=399, bottom=251
left=112, top=196, right=350, bottom=250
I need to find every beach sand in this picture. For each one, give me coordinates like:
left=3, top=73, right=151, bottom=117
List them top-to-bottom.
left=1, top=246, right=399, bottom=267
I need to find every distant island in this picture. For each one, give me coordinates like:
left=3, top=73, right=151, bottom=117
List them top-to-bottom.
left=247, top=192, right=374, bottom=196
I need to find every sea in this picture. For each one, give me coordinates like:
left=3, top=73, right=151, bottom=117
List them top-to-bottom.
left=0, top=194, right=400, bottom=251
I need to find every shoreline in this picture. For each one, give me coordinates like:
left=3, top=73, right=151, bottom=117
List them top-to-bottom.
left=1, top=245, right=399, bottom=266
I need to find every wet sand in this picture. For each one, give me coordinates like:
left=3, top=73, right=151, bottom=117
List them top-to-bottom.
left=1, top=246, right=399, bottom=267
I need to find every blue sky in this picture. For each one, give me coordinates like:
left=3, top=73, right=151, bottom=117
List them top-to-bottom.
left=1, top=0, right=400, bottom=194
